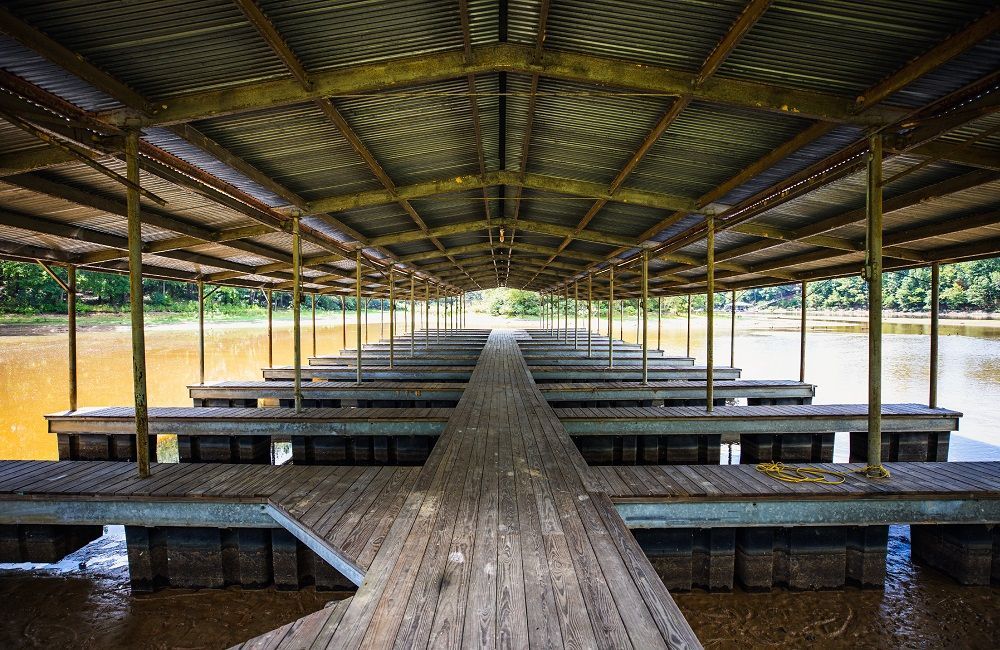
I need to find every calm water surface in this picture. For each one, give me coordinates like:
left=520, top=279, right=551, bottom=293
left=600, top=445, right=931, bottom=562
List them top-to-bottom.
left=0, top=312, right=997, bottom=649
left=3, top=313, right=999, bottom=459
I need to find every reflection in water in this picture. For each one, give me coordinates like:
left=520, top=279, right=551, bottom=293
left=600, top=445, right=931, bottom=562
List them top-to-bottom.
left=0, top=314, right=998, bottom=648
left=0, top=318, right=387, bottom=459
left=673, top=526, right=999, bottom=649
left=0, top=527, right=337, bottom=649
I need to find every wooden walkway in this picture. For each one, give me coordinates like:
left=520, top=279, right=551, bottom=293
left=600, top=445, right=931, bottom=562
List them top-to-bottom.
left=8, top=328, right=998, bottom=648
left=272, top=329, right=700, bottom=647
left=588, top=462, right=1000, bottom=500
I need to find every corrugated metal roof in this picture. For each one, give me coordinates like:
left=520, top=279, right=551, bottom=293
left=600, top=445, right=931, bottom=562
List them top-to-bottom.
left=0, top=0, right=996, bottom=294
left=5, top=0, right=289, bottom=98
left=257, top=0, right=464, bottom=72
left=541, top=0, right=747, bottom=72
left=717, top=0, right=997, bottom=97
left=190, top=103, right=382, bottom=201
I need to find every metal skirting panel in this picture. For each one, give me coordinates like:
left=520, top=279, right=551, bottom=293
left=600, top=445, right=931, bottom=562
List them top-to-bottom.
left=615, top=498, right=1000, bottom=529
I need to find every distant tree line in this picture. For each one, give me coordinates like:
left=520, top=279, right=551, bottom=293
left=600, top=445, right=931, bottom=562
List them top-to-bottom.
left=2, top=258, right=998, bottom=316
left=479, top=258, right=1000, bottom=317
left=0, top=261, right=387, bottom=315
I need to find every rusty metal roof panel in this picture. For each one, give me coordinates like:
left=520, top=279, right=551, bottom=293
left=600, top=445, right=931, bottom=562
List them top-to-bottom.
left=4, top=0, right=289, bottom=98
left=256, top=0, right=463, bottom=73
left=506, top=0, right=543, bottom=45
left=541, top=0, right=747, bottom=72
left=717, top=0, right=996, bottom=97
left=0, top=35, right=122, bottom=112
left=888, top=36, right=1000, bottom=108
left=335, top=78, right=484, bottom=186
left=528, top=78, right=670, bottom=186
left=629, top=101, right=812, bottom=200
left=190, top=103, right=382, bottom=202
left=715, top=125, right=863, bottom=208
left=143, top=127, right=288, bottom=208
left=587, top=202, right=661, bottom=240
left=335, top=203, right=414, bottom=240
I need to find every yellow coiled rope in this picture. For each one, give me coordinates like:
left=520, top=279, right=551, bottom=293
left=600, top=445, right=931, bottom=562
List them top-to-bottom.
left=755, top=461, right=891, bottom=484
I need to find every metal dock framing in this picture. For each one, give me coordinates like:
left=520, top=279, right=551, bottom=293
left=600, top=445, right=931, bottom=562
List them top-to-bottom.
left=4, top=329, right=1000, bottom=648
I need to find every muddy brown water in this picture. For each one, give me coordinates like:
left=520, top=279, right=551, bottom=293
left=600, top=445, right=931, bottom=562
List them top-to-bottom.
left=0, top=313, right=998, bottom=647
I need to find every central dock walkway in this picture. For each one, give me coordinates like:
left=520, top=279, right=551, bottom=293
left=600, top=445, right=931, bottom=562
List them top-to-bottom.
left=262, top=329, right=699, bottom=648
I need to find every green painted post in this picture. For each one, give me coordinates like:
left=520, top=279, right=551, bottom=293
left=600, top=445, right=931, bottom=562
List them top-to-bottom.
left=125, top=128, right=150, bottom=479
left=865, top=134, right=884, bottom=473
left=706, top=215, right=715, bottom=413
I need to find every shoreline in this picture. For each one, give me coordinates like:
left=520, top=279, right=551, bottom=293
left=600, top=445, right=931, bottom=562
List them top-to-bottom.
left=2, top=309, right=998, bottom=337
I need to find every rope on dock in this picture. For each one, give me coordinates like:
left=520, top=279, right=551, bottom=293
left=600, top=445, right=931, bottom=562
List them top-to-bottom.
left=755, top=462, right=892, bottom=484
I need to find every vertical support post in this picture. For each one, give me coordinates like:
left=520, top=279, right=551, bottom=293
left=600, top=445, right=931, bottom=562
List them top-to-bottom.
left=125, top=127, right=150, bottom=478
left=865, top=134, right=884, bottom=472
left=706, top=215, right=715, bottom=413
left=292, top=216, right=302, bottom=413
left=641, top=250, right=649, bottom=384
left=355, top=252, right=363, bottom=384
left=929, top=262, right=940, bottom=408
left=67, top=265, right=77, bottom=411
left=388, top=265, right=395, bottom=368
left=608, top=266, right=615, bottom=368
left=410, top=274, right=416, bottom=356
left=587, top=274, right=593, bottom=357
left=198, top=280, right=205, bottom=385
left=799, top=280, right=807, bottom=383
left=574, top=281, right=579, bottom=349
left=425, top=283, right=430, bottom=347
left=563, top=285, right=569, bottom=342
left=436, top=287, right=441, bottom=342
left=267, top=289, right=274, bottom=367
left=730, top=289, right=736, bottom=367
left=311, top=294, right=317, bottom=358
left=380, top=294, right=385, bottom=339
left=686, top=295, right=692, bottom=358
left=340, top=296, right=346, bottom=351
left=657, top=296, right=662, bottom=352
left=636, top=297, right=641, bottom=345
left=618, top=298, right=625, bottom=343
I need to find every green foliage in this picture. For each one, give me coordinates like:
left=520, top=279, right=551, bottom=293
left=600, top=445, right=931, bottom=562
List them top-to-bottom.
left=2, top=258, right=999, bottom=318
left=482, top=288, right=540, bottom=317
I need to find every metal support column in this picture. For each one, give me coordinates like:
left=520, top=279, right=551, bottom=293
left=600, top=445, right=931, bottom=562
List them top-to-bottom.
left=125, top=128, right=150, bottom=478
left=865, top=134, right=884, bottom=473
left=706, top=214, right=715, bottom=413
left=292, top=216, right=302, bottom=413
left=641, top=250, right=649, bottom=384
left=355, top=252, right=363, bottom=384
left=930, top=263, right=939, bottom=408
left=67, top=265, right=77, bottom=411
left=388, top=265, right=395, bottom=368
left=608, top=265, right=615, bottom=368
left=410, top=274, right=415, bottom=356
left=587, top=274, right=593, bottom=357
left=198, top=280, right=205, bottom=385
left=799, top=280, right=807, bottom=383
left=574, top=282, right=579, bottom=349
left=425, top=283, right=430, bottom=347
left=563, top=285, right=569, bottom=342
left=436, top=287, right=441, bottom=342
left=267, top=289, right=274, bottom=367
left=730, top=289, right=736, bottom=367
left=311, top=294, right=317, bottom=358
left=380, top=294, right=384, bottom=339
left=686, top=295, right=692, bottom=358
left=340, top=296, right=346, bottom=351
left=657, top=296, right=662, bottom=352
left=619, top=299, right=624, bottom=342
